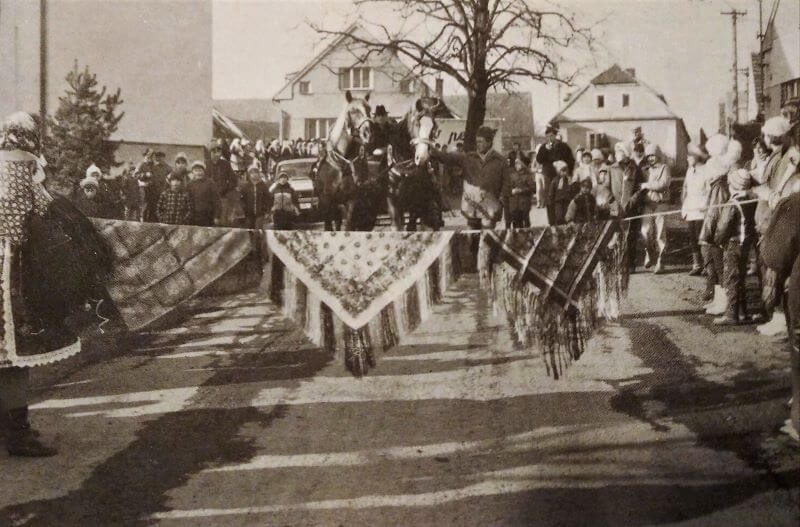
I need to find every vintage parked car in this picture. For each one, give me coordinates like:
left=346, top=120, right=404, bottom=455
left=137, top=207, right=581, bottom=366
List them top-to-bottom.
left=272, top=158, right=319, bottom=218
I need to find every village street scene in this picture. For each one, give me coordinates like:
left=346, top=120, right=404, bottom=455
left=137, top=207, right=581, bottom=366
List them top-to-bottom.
left=0, top=0, right=798, bottom=525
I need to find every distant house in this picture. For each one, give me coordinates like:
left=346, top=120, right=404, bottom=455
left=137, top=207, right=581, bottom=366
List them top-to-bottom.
left=759, top=0, right=800, bottom=119
left=272, top=23, right=435, bottom=140
left=551, top=64, right=690, bottom=171
left=443, top=92, right=534, bottom=151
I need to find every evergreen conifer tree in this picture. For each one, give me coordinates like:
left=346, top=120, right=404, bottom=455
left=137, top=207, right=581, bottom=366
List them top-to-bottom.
left=45, top=62, right=124, bottom=194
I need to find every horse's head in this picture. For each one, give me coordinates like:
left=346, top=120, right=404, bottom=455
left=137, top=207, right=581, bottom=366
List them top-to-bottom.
left=344, top=90, right=374, bottom=146
left=409, top=97, right=442, bottom=166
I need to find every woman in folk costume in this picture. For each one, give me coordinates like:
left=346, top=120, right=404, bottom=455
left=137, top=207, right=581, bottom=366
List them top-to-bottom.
left=0, top=112, right=112, bottom=456
left=699, top=134, right=737, bottom=315
left=681, top=143, right=710, bottom=276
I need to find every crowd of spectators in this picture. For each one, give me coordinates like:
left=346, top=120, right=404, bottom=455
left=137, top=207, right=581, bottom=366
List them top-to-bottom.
left=70, top=138, right=303, bottom=230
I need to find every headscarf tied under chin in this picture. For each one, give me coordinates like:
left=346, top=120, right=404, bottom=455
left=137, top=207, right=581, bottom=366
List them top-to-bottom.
left=0, top=111, right=53, bottom=247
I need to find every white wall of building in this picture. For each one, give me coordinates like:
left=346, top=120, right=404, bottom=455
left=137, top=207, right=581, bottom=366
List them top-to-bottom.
left=274, top=28, right=426, bottom=140
left=559, top=83, right=673, bottom=122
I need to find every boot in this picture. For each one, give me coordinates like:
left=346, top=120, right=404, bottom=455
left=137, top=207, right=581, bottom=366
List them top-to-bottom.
left=688, top=253, right=703, bottom=276
left=705, top=286, right=727, bottom=315
left=757, top=311, right=787, bottom=337
left=5, top=408, right=57, bottom=457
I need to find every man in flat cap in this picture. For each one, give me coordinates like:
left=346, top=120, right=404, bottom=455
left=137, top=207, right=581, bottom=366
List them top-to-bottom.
left=535, top=123, right=575, bottom=225
left=432, top=125, right=513, bottom=230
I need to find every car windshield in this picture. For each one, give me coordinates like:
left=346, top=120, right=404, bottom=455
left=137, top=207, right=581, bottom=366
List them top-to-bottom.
left=278, top=162, right=312, bottom=180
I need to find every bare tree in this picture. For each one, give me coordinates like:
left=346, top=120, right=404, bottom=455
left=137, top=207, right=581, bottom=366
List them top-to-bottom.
left=312, top=0, right=593, bottom=150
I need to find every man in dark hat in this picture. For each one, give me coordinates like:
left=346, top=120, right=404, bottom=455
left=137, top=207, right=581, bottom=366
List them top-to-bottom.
left=373, top=105, right=394, bottom=150
left=535, top=123, right=574, bottom=225
left=432, top=125, right=512, bottom=230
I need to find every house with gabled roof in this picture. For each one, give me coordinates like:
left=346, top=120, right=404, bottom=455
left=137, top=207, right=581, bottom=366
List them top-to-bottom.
left=759, top=0, right=800, bottom=119
left=272, top=23, right=436, bottom=141
left=551, top=64, right=690, bottom=171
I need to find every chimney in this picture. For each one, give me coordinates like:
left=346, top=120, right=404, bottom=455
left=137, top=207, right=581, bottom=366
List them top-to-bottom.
left=625, top=68, right=636, bottom=78
left=435, top=78, right=444, bottom=97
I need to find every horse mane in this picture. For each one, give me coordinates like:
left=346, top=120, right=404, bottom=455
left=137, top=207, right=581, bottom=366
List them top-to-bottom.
left=327, top=104, right=349, bottom=152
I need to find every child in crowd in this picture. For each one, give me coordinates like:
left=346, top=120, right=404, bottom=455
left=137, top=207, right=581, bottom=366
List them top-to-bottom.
left=681, top=143, right=709, bottom=276
left=574, top=150, right=594, bottom=184
left=169, top=152, right=190, bottom=184
left=508, top=157, right=535, bottom=228
left=550, top=160, right=574, bottom=225
left=186, top=161, right=220, bottom=226
left=240, top=163, right=271, bottom=230
left=593, top=167, right=618, bottom=219
left=712, top=167, right=757, bottom=325
left=270, top=171, right=300, bottom=230
left=157, top=173, right=193, bottom=225
left=74, top=175, right=101, bottom=217
left=565, top=178, right=597, bottom=223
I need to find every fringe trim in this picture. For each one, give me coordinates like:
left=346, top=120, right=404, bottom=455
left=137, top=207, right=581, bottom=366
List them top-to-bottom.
left=481, top=223, right=629, bottom=380
left=269, top=238, right=459, bottom=377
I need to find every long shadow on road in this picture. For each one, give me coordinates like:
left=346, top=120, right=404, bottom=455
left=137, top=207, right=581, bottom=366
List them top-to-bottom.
left=1, top=293, right=337, bottom=526
left=609, top=319, right=799, bottom=490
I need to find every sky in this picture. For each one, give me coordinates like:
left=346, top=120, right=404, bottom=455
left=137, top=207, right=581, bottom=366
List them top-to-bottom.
left=213, top=0, right=766, bottom=142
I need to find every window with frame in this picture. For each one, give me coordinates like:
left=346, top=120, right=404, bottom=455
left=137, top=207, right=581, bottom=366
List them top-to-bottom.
left=339, top=67, right=372, bottom=90
left=399, top=78, right=415, bottom=94
left=299, top=81, right=311, bottom=95
left=622, top=93, right=630, bottom=107
left=597, top=95, right=605, bottom=108
left=304, top=118, right=337, bottom=139
left=587, top=132, right=607, bottom=149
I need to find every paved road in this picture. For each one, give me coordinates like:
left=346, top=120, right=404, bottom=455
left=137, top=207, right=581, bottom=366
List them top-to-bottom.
left=1, top=270, right=797, bottom=526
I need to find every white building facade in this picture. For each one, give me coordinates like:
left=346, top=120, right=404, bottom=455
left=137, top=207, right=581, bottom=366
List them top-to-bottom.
left=272, top=25, right=432, bottom=141
left=552, top=64, right=690, bottom=171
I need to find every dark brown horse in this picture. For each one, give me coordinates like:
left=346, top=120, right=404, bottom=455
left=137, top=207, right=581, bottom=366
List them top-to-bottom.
left=314, top=91, right=375, bottom=231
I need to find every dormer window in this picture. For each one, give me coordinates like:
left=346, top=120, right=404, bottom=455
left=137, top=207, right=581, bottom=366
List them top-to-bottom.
left=597, top=95, right=605, bottom=108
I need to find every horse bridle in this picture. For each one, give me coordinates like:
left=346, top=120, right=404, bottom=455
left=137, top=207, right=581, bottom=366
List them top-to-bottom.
left=347, top=111, right=373, bottom=142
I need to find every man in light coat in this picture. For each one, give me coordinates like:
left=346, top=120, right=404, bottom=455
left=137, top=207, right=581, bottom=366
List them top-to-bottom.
left=638, top=143, right=671, bottom=274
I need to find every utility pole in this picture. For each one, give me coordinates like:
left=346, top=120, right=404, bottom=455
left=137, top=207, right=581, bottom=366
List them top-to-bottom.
left=39, top=0, right=48, bottom=143
left=756, top=0, right=765, bottom=118
left=722, top=9, right=747, bottom=128
left=740, top=67, right=750, bottom=120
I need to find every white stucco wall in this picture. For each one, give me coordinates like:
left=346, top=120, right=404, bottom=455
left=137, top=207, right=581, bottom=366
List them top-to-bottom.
left=274, top=29, right=427, bottom=139
left=559, top=83, right=674, bottom=122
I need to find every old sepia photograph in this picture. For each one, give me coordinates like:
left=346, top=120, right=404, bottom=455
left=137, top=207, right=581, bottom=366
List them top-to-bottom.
left=0, top=0, right=798, bottom=524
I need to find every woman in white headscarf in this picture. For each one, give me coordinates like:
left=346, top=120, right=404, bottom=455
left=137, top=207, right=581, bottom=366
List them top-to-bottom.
left=0, top=112, right=113, bottom=456
left=699, top=135, right=738, bottom=314
left=681, top=142, right=710, bottom=275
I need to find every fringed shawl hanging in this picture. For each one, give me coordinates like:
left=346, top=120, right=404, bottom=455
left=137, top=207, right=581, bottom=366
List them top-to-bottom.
left=92, top=219, right=253, bottom=331
left=479, top=221, right=630, bottom=379
left=265, top=230, right=459, bottom=376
